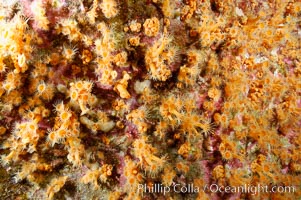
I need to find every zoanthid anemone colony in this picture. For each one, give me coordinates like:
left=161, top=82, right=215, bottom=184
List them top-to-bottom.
left=0, top=0, right=300, bottom=199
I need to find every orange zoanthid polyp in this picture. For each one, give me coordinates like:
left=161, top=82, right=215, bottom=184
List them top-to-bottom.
left=100, top=0, right=119, bottom=19
left=37, top=82, right=46, bottom=94
left=71, top=91, right=78, bottom=101
left=60, top=111, right=71, bottom=121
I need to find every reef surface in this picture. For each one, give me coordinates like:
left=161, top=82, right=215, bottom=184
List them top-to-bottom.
left=0, top=0, right=300, bottom=199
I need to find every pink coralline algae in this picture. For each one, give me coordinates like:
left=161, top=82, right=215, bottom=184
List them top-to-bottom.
left=0, top=0, right=301, bottom=199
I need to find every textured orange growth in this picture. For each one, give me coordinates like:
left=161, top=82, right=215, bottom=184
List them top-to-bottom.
left=0, top=0, right=301, bottom=199
left=30, top=0, right=49, bottom=30
left=100, top=0, right=119, bottom=18
left=180, top=0, right=196, bottom=21
left=143, top=17, right=160, bottom=37
left=129, top=20, right=142, bottom=33
left=144, top=35, right=177, bottom=81
left=128, top=36, right=140, bottom=46
left=63, top=45, right=77, bottom=61
left=82, top=49, right=93, bottom=64
left=177, top=65, right=199, bottom=86
left=115, top=73, right=131, bottom=99
left=69, top=80, right=96, bottom=115
left=208, top=87, right=221, bottom=102
left=159, top=95, right=182, bottom=122
left=126, top=107, right=149, bottom=133
left=59, top=111, right=71, bottom=121
left=179, top=112, right=207, bottom=137
left=154, top=120, right=169, bottom=139
left=0, top=126, right=6, bottom=135
left=133, top=136, right=166, bottom=174
left=178, top=142, right=191, bottom=158
left=222, top=150, right=233, bottom=160
left=123, top=157, right=144, bottom=199
left=175, top=162, right=189, bottom=174
left=81, top=164, right=113, bottom=189
left=213, top=165, right=225, bottom=180
left=161, top=166, right=176, bottom=186
left=227, top=169, right=252, bottom=187
left=46, top=176, right=68, bottom=200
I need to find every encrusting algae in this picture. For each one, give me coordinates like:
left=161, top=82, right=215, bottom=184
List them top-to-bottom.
left=0, top=0, right=301, bottom=199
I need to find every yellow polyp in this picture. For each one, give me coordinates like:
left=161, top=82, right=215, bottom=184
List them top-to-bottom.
left=100, top=0, right=119, bottom=19
left=0, top=1, right=300, bottom=199
left=143, top=17, right=160, bottom=37
left=75, top=81, right=83, bottom=90
left=116, top=84, right=130, bottom=99
left=71, top=91, right=78, bottom=100
left=81, top=94, right=89, bottom=102
left=79, top=102, right=89, bottom=115
left=60, top=111, right=71, bottom=121
left=57, top=129, right=67, bottom=138
left=222, top=150, right=233, bottom=160
left=2, top=151, right=17, bottom=165
left=213, top=165, right=225, bottom=179
left=46, top=176, right=68, bottom=200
